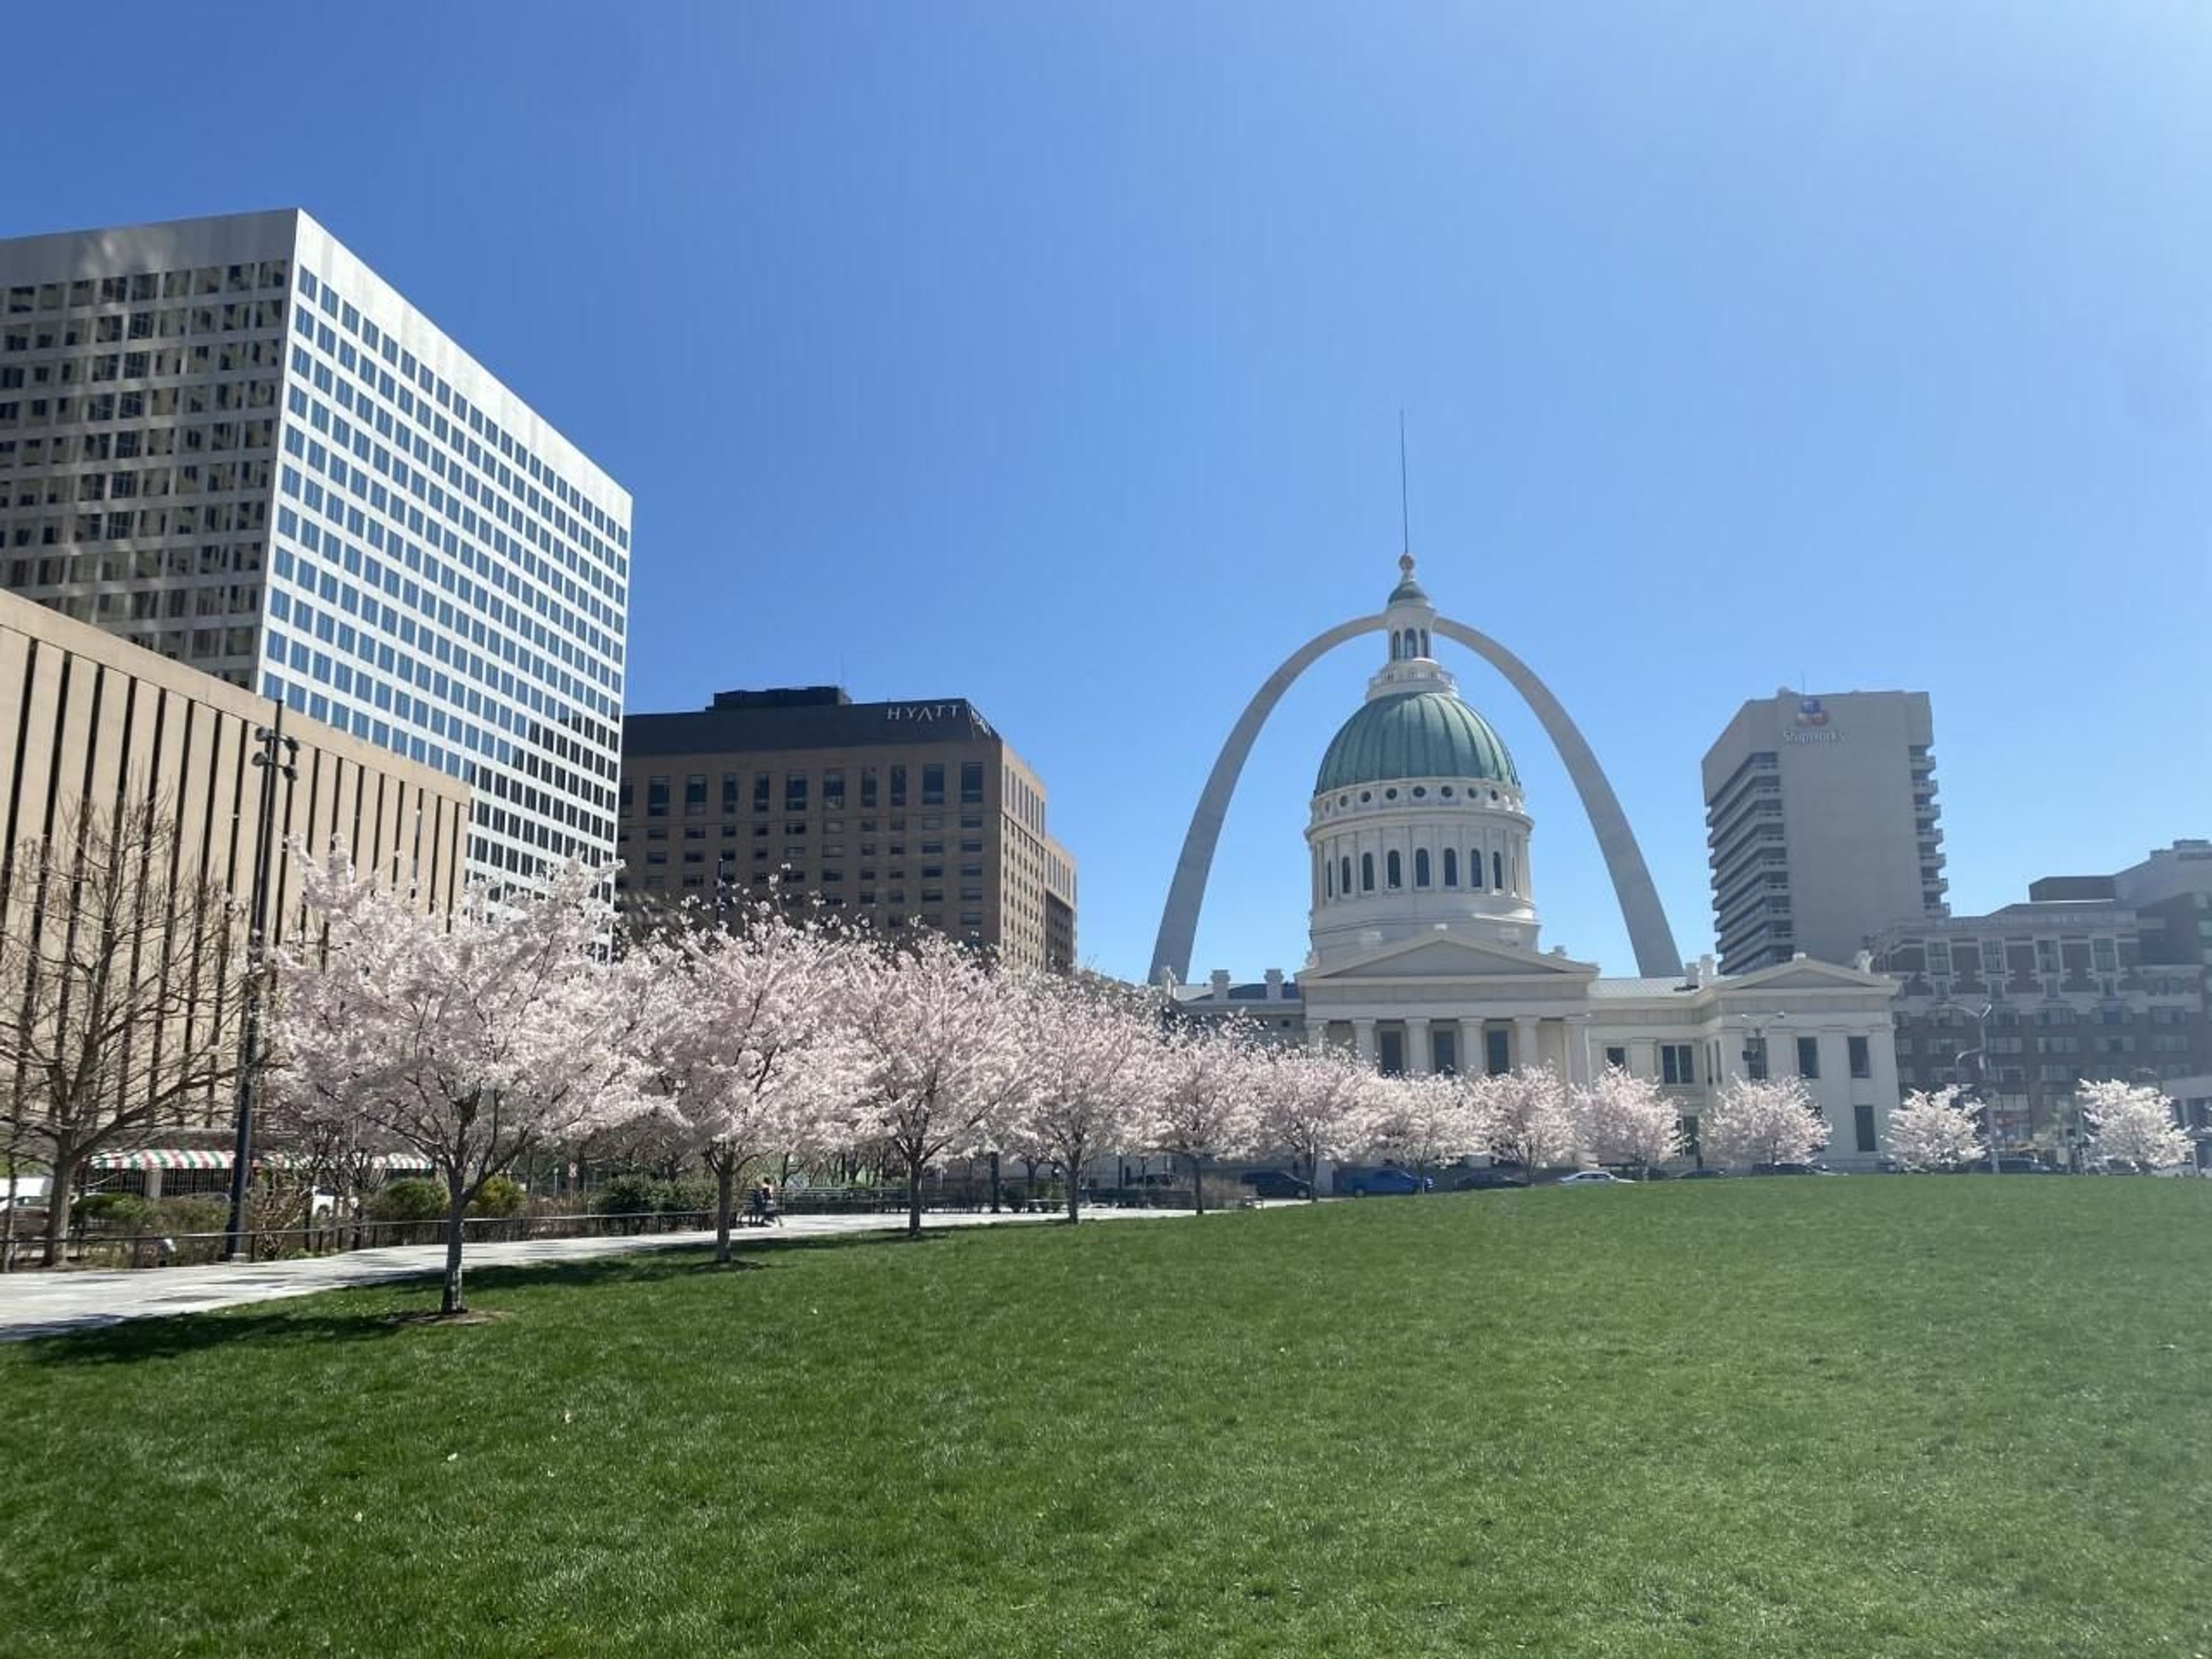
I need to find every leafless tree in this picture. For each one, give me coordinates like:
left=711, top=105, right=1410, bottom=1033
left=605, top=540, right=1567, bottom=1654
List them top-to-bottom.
left=0, top=798, right=247, bottom=1266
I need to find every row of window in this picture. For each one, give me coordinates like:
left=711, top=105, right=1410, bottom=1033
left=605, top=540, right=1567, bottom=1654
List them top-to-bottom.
left=628, top=762, right=989, bottom=818
left=1326, top=845, right=1510, bottom=897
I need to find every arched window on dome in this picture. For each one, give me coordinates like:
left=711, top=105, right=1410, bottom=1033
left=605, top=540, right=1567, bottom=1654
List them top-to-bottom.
left=1419, top=628, right=1430, bottom=659
left=1414, top=848, right=1431, bottom=888
left=1442, top=848, right=1458, bottom=887
left=1468, top=849, right=1484, bottom=890
left=1387, top=850, right=1403, bottom=889
left=1493, top=850, right=1505, bottom=892
left=1361, top=853, right=1375, bottom=892
left=1341, top=855, right=1353, bottom=896
left=1324, top=858, right=1334, bottom=899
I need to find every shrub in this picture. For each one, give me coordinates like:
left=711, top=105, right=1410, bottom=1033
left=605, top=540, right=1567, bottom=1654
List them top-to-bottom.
left=594, top=1173, right=662, bottom=1220
left=469, top=1175, right=526, bottom=1218
left=368, top=1179, right=450, bottom=1224
left=78, top=1191, right=155, bottom=1228
left=154, top=1197, right=228, bottom=1236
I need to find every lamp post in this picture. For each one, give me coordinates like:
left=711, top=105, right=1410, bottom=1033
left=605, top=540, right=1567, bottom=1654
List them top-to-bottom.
left=222, top=715, right=299, bottom=1262
left=1945, top=999, right=2001, bottom=1175
left=1737, top=1010, right=1786, bottom=1081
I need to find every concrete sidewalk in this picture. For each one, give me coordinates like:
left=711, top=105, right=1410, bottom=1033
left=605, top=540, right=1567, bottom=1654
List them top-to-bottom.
left=0, top=1206, right=1186, bottom=1341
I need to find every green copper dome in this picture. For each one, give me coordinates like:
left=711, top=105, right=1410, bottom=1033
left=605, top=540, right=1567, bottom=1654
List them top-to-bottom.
left=1316, top=689, right=1520, bottom=793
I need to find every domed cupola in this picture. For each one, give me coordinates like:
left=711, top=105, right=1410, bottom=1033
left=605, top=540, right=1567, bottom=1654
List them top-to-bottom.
left=1304, top=556, right=1540, bottom=967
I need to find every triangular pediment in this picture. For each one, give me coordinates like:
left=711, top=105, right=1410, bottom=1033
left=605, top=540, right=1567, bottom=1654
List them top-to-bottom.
left=1307, top=933, right=1597, bottom=983
left=1725, top=957, right=1893, bottom=994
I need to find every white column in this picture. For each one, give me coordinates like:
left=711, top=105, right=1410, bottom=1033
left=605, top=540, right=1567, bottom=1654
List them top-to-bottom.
left=1565, top=1014, right=1592, bottom=1088
left=1513, top=1016, right=1541, bottom=1072
left=1406, top=1017, right=1432, bottom=1075
left=1459, top=1017, right=1487, bottom=1076
left=1353, top=1019, right=1378, bottom=1064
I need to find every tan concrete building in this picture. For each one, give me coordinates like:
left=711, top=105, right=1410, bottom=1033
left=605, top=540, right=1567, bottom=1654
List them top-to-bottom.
left=2, top=582, right=469, bottom=963
left=618, top=687, right=1076, bottom=971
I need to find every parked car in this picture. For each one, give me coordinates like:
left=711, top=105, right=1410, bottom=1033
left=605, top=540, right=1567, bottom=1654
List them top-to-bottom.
left=1752, top=1162, right=1832, bottom=1176
left=1336, top=1165, right=1431, bottom=1196
left=1677, top=1167, right=1728, bottom=1180
left=1451, top=1168, right=1523, bottom=1191
left=1239, top=1169, right=1312, bottom=1200
left=1557, top=1169, right=1630, bottom=1186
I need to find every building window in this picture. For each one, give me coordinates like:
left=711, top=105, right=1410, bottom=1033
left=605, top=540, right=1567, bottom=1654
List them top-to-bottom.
left=960, top=761, right=983, bottom=805
left=889, top=764, right=907, bottom=808
left=922, top=764, right=945, bottom=805
left=824, top=769, right=845, bottom=809
left=785, top=771, right=808, bottom=812
left=721, top=773, right=739, bottom=815
left=685, top=774, right=707, bottom=816
left=646, top=777, right=669, bottom=818
left=1414, top=848, right=1431, bottom=888
left=1442, top=848, right=1458, bottom=887
left=1386, top=850, right=1403, bottom=889
left=1467, top=850, right=1484, bottom=891
left=1493, top=851, right=1504, bottom=891
left=1361, top=853, right=1375, bottom=892
left=1340, top=856, right=1352, bottom=896
left=1324, top=861, right=1334, bottom=898
left=2090, top=937, right=2119, bottom=974
left=1979, top=939, right=2007, bottom=982
left=1926, top=940, right=1951, bottom=977
left=1377, top=1029, right=1404, bottom=1076
left=1433, top=1029, right=1457, bottom=1075
left=1485, top=1029, right=1511, bottom=1076
left=1848, top=1035, right=1871, bottom=1080
left=1797, top=1036, right=1820, bottom=1079
left=1743, top=1037, right=1768, bottom=1081
left=1660, top=1043, right=1695, bottom=1086
left=1604, top=1045, right=1628, bottom=1071
left=1853, top=1102, right=1877, bottom=1154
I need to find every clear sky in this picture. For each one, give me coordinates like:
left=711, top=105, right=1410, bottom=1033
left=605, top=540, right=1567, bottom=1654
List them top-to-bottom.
left=7, top=2, right=2207, bottom=982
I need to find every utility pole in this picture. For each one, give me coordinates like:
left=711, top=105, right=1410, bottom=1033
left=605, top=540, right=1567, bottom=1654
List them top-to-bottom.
left=222, top=714, right=299, bottom=1262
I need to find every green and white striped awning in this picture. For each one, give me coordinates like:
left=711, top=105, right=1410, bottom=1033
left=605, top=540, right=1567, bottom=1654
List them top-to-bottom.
left=86, top=1149, right=434, bottom=1173
left=89, top=1149, right=232, bottom=1172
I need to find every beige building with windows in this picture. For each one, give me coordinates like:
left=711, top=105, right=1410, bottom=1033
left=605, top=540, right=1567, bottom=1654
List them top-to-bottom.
left=3, top=584, right=468, bottom=930
left=618, top=687, right=1075, bottom=972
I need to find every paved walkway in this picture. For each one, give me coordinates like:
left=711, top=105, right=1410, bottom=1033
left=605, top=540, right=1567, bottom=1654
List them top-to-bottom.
left=0, top=1206, right=1188, bottom=1341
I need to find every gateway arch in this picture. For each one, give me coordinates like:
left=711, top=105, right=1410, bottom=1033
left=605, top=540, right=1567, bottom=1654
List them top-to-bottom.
left=1150, top=613, right=1683, bottom=984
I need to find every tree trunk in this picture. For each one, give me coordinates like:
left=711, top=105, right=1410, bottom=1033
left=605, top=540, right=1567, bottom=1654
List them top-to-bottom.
left=41, top=1152, right=78, bottom=1268
left=1188, top=1153, right=1205, bottom=1215
left=714, top=1160, right=735, bottom=1266
left=907, top=1160, right=924, bottom=1237
left=1066, top=1173, right=1081, bottom=1224
left=441, top=1186, right=469, bottom=1315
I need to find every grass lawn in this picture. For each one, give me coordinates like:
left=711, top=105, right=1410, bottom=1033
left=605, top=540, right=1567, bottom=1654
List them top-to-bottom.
left=4, top=1180, right=2210, bottom=1657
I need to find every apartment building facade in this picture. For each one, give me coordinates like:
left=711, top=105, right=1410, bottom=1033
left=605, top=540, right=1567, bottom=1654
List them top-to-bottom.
left=0, top=210, right=630, bottom=887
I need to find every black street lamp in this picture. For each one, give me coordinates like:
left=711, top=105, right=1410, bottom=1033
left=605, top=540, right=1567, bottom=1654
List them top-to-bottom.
left=222, top=715, right=299, bottom=1262
left=1944, top=999, right=2002, bottom=1175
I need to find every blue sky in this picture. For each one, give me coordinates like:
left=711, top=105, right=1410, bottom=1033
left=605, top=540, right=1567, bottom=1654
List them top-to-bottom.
left=7, top=2, right=2207, bottom=982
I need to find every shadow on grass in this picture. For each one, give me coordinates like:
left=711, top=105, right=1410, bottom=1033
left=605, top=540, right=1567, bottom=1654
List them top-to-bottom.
left=17, top=1225, right=984, bottom=1366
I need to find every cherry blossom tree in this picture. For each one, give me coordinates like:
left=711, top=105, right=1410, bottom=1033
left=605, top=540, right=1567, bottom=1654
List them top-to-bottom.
left=0, top=799, right=248, bottom=1266
left=269, top=852, right=651, bottom=1315
left=641, top=899, right=861, bottom=1263
left=838, top=931, right=1028, bottom=1236
left=1007, top=976, right=1165, bottom=1222
left=1153, top=1018, right=1261, bottom=1214
left=1253, top=1047, right=1375, bottom=1199
left=1573, top=1066, right=1683, bottom=1179
left=1482, top=1067, right=1580, bottom=1183
left=1371, top=1071, right=1483, bottom=1187
left=1700, top=1076, right=1831, bottom=1170
left=2079, top=1079, right=2193, bottom=1172
left=1886, top=1085, right=1985, bottom=1172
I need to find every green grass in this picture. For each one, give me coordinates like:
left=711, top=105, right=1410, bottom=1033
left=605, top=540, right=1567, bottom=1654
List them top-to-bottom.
left=4, top=1181, right=2211, bottom=1657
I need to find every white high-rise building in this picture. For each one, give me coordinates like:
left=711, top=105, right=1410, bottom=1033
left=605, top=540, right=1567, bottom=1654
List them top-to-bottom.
left=0, top=210, right=631, bottom=883
left=1702, top=689, right=1946, bottom=975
